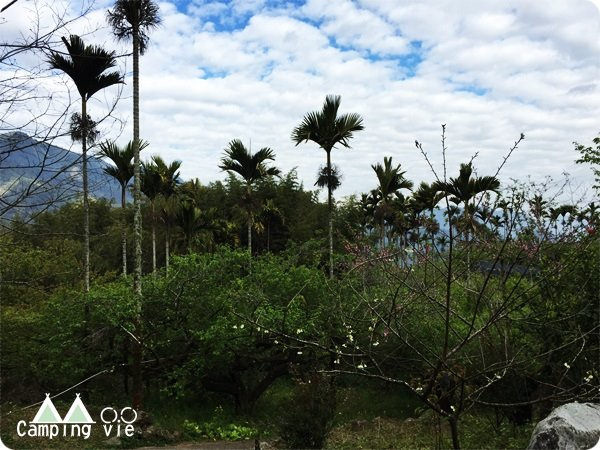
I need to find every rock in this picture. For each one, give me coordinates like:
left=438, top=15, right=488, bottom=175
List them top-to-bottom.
left=527, top=402, right=600, bottom=450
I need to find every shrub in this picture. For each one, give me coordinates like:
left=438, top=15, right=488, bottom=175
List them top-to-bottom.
left=278, top=374, right=336, bottom=449
left=182, top=419, right=257, bottom=441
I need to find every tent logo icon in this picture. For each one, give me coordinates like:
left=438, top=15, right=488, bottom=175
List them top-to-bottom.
left=17, top=393, right=95, bottom=440
left=31, top=394, right=62, bottom=424
left=63, top=394, right=95, bottom=424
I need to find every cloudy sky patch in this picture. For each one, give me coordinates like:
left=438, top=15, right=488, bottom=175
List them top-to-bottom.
left=2, top=0, right=599, bottom=198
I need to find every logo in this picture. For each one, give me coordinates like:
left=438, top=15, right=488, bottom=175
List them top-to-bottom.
left=16, top=393, right=136, bottom=440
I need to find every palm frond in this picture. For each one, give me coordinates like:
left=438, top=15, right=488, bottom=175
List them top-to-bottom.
left=107, top=0, right=161, bottom=54
left=48, top=35, right=123, bottom=100
left=292, top=95, right=363, bottom=153
left=220, top=139, right=279, bottom=184
left=98, top=140, right=135, bottom=187
left=315, top=164, right=342, bottom=192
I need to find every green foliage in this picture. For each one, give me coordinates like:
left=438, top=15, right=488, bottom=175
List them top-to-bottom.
left=574, top=133, right=600, bottom=191
left=139, top=248, right=339, bottom=411
left=183, top=418, right=258, bottom=441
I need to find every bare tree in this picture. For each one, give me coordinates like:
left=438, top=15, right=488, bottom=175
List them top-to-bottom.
left=239, top=127, right=599, bottom=449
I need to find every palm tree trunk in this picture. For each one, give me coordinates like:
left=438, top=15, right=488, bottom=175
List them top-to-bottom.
left=131, top=25, right=143, bottom=411
left=82, top=98, right=90, bottom=294
left=327, top=149, right=333, bottom=279
left=247, top=184, right=252, bottom=254
left=121, top=185, right=127, bottom=277
left=151, top=201, right=156, bottom=274
left=465, top=203, right=471, bottom=285
left=380, top=215, right=385, bottom=249
left=248, top=218, right=252, bottom=254
left=267, top=221, right=270, bottom=252
left=165, top=225, right=170, bottom=274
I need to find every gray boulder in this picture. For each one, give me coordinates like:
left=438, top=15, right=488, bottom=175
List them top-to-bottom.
left=528, top=402, right=600, bottom=450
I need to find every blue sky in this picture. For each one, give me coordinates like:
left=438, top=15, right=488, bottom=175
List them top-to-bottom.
left=3, top=0, right=600, bottom=199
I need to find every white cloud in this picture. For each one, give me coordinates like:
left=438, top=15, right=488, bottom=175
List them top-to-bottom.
left=1, top=0, right=598, bottom=201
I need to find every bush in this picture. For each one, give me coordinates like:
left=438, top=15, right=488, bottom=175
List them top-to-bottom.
left=278, top=374, right=336, bottom=449
left=182, top=419, right=258, bottom=441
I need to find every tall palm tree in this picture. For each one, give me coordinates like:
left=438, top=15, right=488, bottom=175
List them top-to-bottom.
left=107, top=0, right=160, bottom=410
left=48, top=35, right=122, bottom=293
left=292, top=95, right=363, bottom=278
left=219, top=139, right=280, bottom=254
left=98, top=140, right=147, bottom=277
left=142, top=156, right=181, bottom=272
left=154, top=156, right=181, bottom=197
left=154, top=157, right=181, bottom=271
left=371, top=157, right=413, bottom=248
left=141, top=159, right=162, bottom=273
left=159, top=196, right=177, bottom=272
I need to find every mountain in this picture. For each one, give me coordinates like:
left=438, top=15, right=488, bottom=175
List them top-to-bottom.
left=0, top=132, right=122, bottom=218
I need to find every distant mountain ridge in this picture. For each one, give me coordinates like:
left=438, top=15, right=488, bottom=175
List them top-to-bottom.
left=0, top=131, right=121, bottom=217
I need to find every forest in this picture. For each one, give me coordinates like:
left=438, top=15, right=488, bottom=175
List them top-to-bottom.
left=1, top=1, right=599, bottom=450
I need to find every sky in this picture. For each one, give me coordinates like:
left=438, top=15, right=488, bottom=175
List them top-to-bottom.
left=2, top=0, right=599, bottom=199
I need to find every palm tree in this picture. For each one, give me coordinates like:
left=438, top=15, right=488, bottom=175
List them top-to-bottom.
left=107, top=0, right=160, bottom=410
left=48, top=35, right=122, bottom=293
left=292, top=95, right=364, bottom=278
left=219, top=139, right=280, bottom=254
left=98, top=140, right=147, bottom=277
left=142, top=156, right=181, bottom=272
left=154, top=156, right=181, bottom=197
left=154, top=157, right=181, bottom=271
left=371, top=157, right=413, bottom=248
left=141, top=159, right=162, bottom=273
left=433, top=162, right=500, bottom=243
left=434, top=162, right=500, bottom=282
left=411, top=181, right=442, bottom=248
left=359, top=191, right=378, bottom=238
left=159, top=196, right=178, bottom=272
left=258, top=199, right=283, bottom=252
left=176, top=200, right=203, bottom=252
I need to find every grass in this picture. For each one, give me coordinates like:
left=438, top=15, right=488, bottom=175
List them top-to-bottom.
left=1, top=378, right=535, bottom=449
left=326, top=412, right=535, bottom=449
